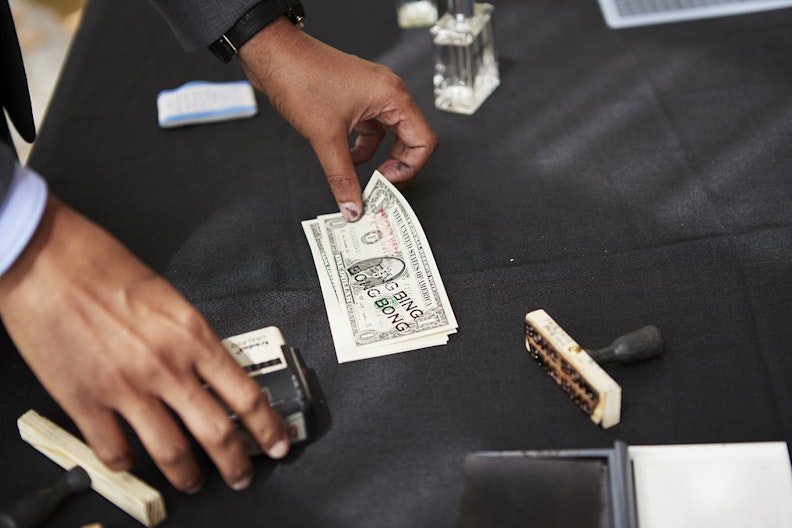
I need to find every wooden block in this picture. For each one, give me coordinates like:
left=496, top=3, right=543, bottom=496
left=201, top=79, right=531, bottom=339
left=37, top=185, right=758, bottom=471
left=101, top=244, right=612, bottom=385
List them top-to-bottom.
left=525, top=309, right=621, bottom=428
left=17, top=410, right=167, bottom=527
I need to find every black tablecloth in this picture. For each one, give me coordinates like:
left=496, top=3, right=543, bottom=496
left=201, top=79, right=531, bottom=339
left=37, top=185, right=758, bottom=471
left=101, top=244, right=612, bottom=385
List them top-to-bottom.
left=2, top=0, right=791, bottom=526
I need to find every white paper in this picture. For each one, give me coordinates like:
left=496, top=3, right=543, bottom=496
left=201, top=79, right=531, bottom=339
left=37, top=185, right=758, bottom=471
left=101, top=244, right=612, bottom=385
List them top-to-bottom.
left=597, top=0, right=792, bottom=28
left=630, top=442, right=792, bottom=528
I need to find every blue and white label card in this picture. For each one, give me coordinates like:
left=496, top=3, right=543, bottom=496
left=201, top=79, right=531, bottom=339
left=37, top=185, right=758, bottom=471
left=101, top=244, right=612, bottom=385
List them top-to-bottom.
left=157, top=80, right=258, bottom=129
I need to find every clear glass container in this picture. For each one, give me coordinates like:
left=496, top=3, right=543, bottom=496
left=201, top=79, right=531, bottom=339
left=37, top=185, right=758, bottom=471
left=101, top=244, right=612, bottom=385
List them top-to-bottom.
left=395, top=0, right=439, bottom=29
left=430, top=2, right=500, bottom=115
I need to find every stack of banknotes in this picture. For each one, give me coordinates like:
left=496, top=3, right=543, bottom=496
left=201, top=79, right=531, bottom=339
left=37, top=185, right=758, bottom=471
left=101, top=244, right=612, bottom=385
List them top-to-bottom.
left=302, top=171, right=458, bottom=363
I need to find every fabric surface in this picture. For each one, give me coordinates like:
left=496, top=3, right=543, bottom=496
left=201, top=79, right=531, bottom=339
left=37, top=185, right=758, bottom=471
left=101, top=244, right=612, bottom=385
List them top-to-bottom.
left=0, top=0, right=35, bottom=145
left=1, top=0, right=791, bottom=526
left=1, top=0, right=35, bottom=195
left=147, top=0, right=260, bottom=51
left=0, top=142, right=15, bottom=200
left=0, top=163, right=47, bottom=276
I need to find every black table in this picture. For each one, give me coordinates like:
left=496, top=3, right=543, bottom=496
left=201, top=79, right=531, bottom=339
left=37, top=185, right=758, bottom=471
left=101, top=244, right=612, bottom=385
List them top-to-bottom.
left=2, top=0, right=791, bottom=526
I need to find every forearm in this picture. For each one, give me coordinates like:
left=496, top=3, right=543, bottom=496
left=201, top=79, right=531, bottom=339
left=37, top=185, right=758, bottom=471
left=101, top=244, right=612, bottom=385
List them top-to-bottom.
left=237, top=17, right=338, bottom=99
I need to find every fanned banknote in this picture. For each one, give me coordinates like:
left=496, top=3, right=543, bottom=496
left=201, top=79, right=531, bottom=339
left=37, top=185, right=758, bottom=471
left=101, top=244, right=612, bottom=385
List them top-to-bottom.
left=302, top=171, right=457, bottom=363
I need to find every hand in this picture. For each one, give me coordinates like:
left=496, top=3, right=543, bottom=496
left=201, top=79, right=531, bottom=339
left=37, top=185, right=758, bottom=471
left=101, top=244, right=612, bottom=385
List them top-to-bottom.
left=238, top=18, right=438, bottom=222
left=0, top=196, right=289, bottom=492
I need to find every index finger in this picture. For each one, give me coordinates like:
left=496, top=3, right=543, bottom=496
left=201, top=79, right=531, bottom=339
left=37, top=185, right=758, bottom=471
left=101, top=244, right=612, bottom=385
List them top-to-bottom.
left=194, top=348, right=290, bottom=461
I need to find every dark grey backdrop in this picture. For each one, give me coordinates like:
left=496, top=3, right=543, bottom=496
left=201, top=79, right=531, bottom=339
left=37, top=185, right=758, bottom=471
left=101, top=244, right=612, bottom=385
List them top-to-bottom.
left=2, top=0, right=791, bottom=526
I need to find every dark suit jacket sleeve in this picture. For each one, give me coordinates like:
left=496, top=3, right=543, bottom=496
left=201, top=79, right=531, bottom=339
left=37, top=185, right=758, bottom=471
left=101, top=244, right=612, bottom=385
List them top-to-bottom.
left=1, top=0, right=35, bottom=148
left=2, top=0, right=32, bottom=203
left=147, top=0, right=263, bottom=51
left=0, top=141, right=14, bottom=203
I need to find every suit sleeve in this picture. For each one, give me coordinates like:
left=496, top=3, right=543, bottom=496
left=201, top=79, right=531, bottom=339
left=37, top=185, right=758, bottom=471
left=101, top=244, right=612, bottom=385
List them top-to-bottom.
left=1, top=0, right=35, bottom=143
left=147, top=0, right=262, bottom=51
left=0, top=141, right=14, bottom=203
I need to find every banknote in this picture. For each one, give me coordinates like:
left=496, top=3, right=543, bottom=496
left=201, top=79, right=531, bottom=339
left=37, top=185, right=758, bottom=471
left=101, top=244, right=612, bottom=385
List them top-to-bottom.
left=302, top=171, right=457, bottom=363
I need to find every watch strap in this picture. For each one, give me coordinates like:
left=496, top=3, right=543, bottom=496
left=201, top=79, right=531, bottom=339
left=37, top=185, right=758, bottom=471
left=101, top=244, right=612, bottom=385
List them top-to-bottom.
left=209, top=0, right=305, bottom=63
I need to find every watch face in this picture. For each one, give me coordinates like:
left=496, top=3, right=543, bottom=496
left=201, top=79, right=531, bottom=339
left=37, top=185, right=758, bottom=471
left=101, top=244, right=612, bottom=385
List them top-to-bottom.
left=286, top=0, right=305, bottom=25
left=209, top=36, right=236, bottom=63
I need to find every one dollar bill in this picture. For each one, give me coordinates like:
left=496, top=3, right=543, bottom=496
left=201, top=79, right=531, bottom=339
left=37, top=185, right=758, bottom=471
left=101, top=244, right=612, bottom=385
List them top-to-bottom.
left=302, top=171, right=457, bottom=363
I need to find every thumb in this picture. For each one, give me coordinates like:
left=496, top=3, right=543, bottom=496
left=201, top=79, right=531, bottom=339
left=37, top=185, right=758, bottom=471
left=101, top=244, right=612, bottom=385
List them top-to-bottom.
left=311, top=135, right=364, bottom=222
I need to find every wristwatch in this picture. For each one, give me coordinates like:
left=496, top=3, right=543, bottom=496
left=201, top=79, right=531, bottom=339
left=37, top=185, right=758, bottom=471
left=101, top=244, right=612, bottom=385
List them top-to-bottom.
left=209, top=0, right=305, bottom=63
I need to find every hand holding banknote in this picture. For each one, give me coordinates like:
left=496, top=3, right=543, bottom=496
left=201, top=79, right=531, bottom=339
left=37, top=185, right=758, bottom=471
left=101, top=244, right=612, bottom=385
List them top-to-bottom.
left=238, top=18, right=438, bottom=222
left=303, top=171, right=457, bottom=363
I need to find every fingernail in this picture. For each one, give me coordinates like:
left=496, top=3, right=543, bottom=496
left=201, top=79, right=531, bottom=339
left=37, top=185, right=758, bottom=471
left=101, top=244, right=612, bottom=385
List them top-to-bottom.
left=340, top=202, right=361, bottom=222
left=266, top=438, right=290, bottom=460
left=230, top=472, right=253, bottom=491
left=184, top=478, right=204, bottom=495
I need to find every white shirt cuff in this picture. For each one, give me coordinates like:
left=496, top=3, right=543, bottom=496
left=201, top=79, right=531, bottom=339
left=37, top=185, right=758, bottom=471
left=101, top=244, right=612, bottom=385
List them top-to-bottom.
left=0, top=163, right=48, bottom=277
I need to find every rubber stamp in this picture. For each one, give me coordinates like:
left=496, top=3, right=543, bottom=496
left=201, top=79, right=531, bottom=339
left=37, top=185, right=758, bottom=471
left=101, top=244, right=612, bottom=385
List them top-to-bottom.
left=524, top=309, right=663, bottom=428
left=219, top=327, right=315, bottom=453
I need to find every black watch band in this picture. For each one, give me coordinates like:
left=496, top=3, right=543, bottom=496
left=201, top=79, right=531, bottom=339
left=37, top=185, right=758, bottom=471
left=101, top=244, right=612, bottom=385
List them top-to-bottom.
left=209, top=0, right=305, bottom=64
